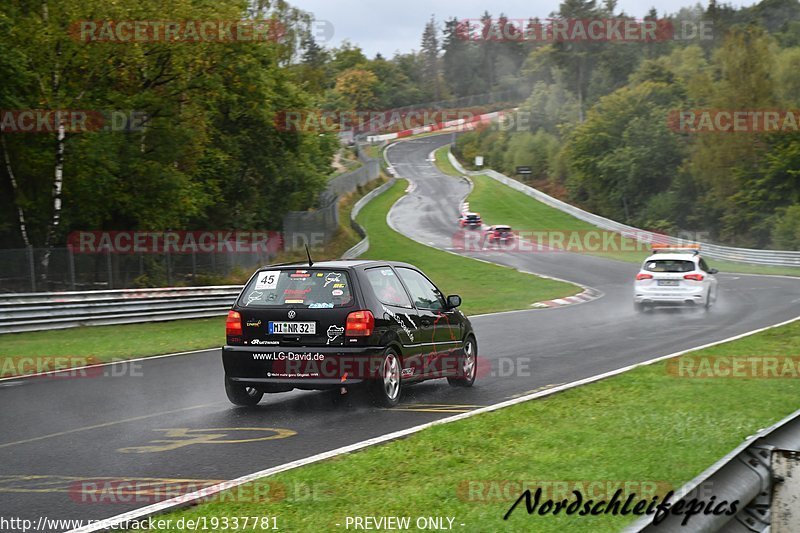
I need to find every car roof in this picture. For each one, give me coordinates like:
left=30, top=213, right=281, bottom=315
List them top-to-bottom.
left=464, top=212, right=480, bottom=217
left=643, top=253, right=700, bottom=262
left=256, top=259, right=419, bottom=271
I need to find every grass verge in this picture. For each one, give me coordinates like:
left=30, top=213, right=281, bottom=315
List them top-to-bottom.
left=437, top=148, right=800, bottom=277
left=358, top=180, right=579, bottom=315
left=0, top=317, right=224, bottom=377
left=131, top=319, right=800, bottom=532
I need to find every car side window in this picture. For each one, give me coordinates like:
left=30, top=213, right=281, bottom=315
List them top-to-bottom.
left=699, top=259, right=710, bottom=272
left=365, top=268, right=412, bottom=308
left=396, top=268, right=445, bottom=311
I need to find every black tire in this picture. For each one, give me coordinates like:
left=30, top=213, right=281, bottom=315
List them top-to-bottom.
left=448, top=336, right=477, bottom=387
left=370, top=349, right=403, bottom=407
left=225, top=375, right=264, bottom=406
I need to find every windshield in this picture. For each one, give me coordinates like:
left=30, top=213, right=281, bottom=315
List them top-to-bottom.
left=240, top=269, right=353, bottom=308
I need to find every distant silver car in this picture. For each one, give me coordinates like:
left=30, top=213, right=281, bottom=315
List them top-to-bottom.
left=634, top=246, right=719, bottom=311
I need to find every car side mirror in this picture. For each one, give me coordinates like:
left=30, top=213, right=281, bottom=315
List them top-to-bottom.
left=709, top=269, right=719, bottom=275
left=447, top=295, right=462, bottom=308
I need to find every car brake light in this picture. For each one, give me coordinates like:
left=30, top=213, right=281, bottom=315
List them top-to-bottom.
left=636, top=273, right=653, bottom=280
left=684, top=273, right=705, bottom=281
left=226, top=310, right=242, bottom=336
left=346, top=310, right=374, bottom=337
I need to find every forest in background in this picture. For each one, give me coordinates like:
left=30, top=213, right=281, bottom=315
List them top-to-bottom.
left=2, top=0, right=799, bottom=251
left=453, top=0, right=800, bottom=249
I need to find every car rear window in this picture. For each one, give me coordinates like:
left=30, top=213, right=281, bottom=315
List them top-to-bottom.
left=466, top=215, right=480, bottom=220
left=644, top=260, right=696, bottom=273
left=241, top=269, right=353, bottom=308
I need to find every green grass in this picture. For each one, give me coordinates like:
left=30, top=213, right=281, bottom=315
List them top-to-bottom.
left=434, top=145, right=461, bottom=177
left=463, top=171, right=800, bottom=277
left=357, top=180, right=579, bottom=315
left=0, top=318, right=224, bottom=377
left=134, top=319, right=800, bottom=532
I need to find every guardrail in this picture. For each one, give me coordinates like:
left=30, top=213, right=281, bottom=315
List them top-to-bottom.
left=448, top=151, right=800, bottom=268
left=341, top=178, right=397, bottom=259
left=0, top=286, right=241, bottom=334
left=626, top=408, right=800, bottom=532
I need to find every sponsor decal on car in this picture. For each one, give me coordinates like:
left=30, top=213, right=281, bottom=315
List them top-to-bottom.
left=255, top=271, right=279, bottom=290
left=324, top=272, right=342, bottom=287
left=246, top=291, right=263, bottom=306
left=246, top=319, right=262, bottom=328
left=327, top=325, right=345, bottom=345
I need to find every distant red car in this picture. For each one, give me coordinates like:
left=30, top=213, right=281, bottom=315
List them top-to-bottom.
left=459, top=212, right=482, bottom=229
left=485, top=225, right=514, bottom=244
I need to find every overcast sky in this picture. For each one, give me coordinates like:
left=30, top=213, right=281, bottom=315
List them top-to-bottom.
left=291, top=0, right=759, bottom=57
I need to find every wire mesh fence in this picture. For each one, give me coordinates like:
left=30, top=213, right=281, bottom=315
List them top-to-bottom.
left=0, top=246, right=276, bottom=293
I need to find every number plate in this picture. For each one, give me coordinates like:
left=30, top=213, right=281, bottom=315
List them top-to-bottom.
left=658, top=280, right=680, bottom=286
left=269, top=322, right=316, bottom=335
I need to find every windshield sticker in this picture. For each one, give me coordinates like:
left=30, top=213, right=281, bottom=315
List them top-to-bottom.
left=380, top=269, right=394, bottom=276
left=255, top=271, right=279, bottom=290
left=324, top=272, right=342, bottom=287
left=332, top=283, right=346, bottom=289
left=332, top=289, right=344, bottom=297
left=246, top=291, right=264, bottom=306
left=285, top=299, right=305, bottom=304
left=309, top=303, right=334, bottom=309
left=327, top=325, right=345, bottom=344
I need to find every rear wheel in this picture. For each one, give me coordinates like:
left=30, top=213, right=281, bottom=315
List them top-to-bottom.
left=448, top=336, right=477, bottom=387
left=370, top=349, right=402, bottom=407
left=225, top=375, right=264, bottom=406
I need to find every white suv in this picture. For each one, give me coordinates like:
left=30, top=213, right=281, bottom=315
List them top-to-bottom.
left=634, top=246, right=718, bottom=312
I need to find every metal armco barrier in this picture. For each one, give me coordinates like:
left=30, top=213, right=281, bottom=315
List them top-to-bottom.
left=448, top=151, right=800, bottom=268
left=341, top=178, right=397, bottom=260
left=0, top=286, right=242, bottom=334
left=626, top=409, right=800, bottom=532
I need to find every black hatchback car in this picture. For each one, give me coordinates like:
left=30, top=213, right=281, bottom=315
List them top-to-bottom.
left=223, top=260, right=478, bottom=407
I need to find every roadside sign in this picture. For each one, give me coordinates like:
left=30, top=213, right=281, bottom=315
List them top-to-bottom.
left=475, top=156, right=484, bottom=167
left=516, top=166, right=533, bottom=175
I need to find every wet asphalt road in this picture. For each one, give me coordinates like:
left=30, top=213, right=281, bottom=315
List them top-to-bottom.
left=1, top=135, right=799, bottom=530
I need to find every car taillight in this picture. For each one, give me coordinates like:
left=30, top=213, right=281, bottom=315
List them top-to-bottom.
left=636, top=273, right=653, bottom=281
left=684, top=273, right=705, bottom=281
left=226, top=310, right=242, bottom=336
left=346, top=310, right=374, bottom=337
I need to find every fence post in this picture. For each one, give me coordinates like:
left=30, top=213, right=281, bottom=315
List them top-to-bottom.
left=27, top=245, right=36, bottom=292
left=68, top=246, right=76, bottom=291
left=106, top=249, right=113, bottom=289
left=166, top=251, right=172, bottom=286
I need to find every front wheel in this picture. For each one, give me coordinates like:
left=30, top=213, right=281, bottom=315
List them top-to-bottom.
left=448, top=336, right=477, bottom=387
left=370, top=349, right=402, bottom=407
left=225, top=375, right=264, bottom=406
